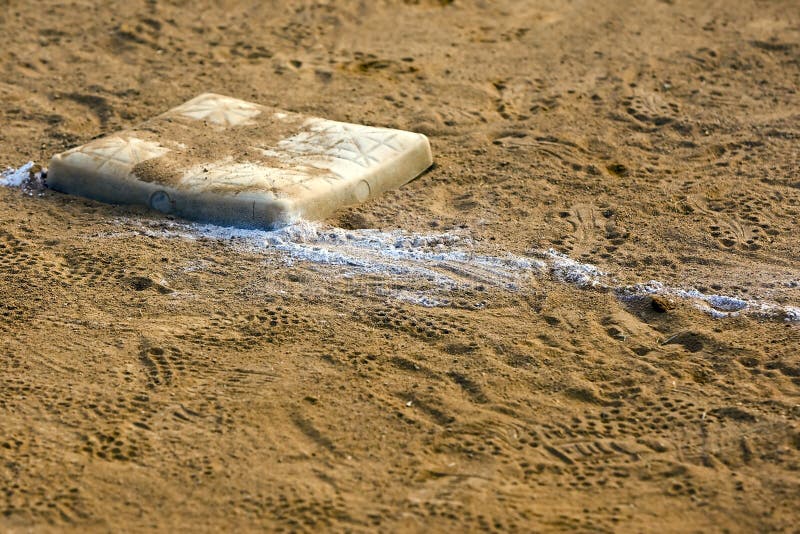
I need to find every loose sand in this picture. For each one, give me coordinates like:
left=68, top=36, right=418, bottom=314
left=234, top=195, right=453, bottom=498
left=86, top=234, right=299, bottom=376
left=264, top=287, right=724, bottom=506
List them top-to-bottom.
left=1, top=1, right=799, bottom=531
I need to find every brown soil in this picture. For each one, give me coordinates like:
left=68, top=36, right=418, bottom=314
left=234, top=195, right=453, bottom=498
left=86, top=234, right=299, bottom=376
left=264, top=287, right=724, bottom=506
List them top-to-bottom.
left=1, top=1, right=799, bottom=532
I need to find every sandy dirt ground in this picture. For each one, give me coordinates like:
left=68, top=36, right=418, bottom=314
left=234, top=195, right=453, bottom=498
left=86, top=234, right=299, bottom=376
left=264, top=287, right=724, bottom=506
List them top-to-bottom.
left=1, top=0, right=799, bottom=531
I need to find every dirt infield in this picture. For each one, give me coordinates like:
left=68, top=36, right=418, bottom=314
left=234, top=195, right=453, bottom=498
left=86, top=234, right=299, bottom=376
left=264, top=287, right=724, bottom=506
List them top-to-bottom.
left=1, top=1, right=798, bottom=531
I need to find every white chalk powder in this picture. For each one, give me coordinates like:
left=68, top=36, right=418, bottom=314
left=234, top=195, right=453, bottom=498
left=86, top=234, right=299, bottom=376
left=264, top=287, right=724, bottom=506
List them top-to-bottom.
left=2, top=160, right=796, bottom=320
left=0, top=161, right=35, bottom=187
left=113, top=217, right=799, bottom=321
